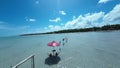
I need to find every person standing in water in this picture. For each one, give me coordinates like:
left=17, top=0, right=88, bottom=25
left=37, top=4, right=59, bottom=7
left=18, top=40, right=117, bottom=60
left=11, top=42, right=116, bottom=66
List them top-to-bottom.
left=62, top=37, right=68, bottom=46
left=64, top=37, right=68, bottom=43
left=59, top=41, right=62, bottom=51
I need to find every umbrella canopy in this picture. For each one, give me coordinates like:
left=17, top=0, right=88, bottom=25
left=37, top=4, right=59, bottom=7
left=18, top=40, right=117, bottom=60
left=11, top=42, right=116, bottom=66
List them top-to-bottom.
left=47, top=41, right=60, bottom=47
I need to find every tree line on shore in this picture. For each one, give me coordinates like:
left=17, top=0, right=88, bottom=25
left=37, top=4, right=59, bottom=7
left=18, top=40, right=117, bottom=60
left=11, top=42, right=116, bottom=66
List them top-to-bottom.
left=21, top=24, right=120, bottom=36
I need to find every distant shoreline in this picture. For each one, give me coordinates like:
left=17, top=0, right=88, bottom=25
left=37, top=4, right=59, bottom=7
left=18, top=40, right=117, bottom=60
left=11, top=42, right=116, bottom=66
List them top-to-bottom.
left=20, top=24, right=120, bottom=36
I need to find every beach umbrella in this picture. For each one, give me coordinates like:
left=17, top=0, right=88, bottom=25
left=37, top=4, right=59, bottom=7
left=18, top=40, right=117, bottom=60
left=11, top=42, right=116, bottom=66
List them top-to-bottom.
left=47, top=41, right=60, bottom=47
left=47, top=41, right=60, bottom=55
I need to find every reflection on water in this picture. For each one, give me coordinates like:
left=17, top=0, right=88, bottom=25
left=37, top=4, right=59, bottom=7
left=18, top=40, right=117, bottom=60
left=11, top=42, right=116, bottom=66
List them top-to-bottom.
left=0, top=31, right=120, bottom=68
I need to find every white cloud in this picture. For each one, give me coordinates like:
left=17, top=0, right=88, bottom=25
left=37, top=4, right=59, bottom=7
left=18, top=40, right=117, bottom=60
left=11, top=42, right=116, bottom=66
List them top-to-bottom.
left=98, top=0, right=111, bottom=4
left=35, top=1, right=39, bottom=4
left=44, top=4, right=120, bottom=32
left=64, top=4, right=120, bottom=29
left=103, top=4, right=120, bottom=24
left=59, top=10, right=66, bottom=15
left=45, top=12, right=105, bottom=31
left=65, top=12, right=105, bottom=29
left=84, top=12, right=105, bottom=22
left=72, top=16, right=76, bottom=20
left=25, top=17, right=36, bottom=22
left=49, top=17, right=61, bottom=23
left=29, top=19, right=36, bottom=22
left=48, top=25, right=54, bottom=28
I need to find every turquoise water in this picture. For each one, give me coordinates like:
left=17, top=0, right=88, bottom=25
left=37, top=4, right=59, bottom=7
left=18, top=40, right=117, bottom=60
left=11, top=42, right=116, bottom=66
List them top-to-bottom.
left=0, top=31, right=120, bottom=68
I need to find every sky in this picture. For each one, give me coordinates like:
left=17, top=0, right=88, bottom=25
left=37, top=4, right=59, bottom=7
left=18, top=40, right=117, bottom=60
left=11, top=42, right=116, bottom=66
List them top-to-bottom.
left=0, top=0, right=120, bottom=36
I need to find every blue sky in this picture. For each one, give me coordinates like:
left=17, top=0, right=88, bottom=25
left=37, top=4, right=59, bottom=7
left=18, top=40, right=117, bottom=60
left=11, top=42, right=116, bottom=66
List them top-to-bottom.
left=0, top=0, right=120, bottom=36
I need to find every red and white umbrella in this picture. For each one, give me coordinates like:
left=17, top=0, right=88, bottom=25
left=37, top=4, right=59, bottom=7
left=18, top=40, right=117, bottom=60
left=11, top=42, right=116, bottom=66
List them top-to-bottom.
left=47, top=41, right=60, bottom=47
left=47, top=41, right=60, bottom=55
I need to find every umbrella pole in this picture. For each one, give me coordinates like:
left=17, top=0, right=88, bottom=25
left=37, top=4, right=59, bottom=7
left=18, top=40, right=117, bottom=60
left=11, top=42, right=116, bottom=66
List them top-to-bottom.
left=53, top=47, right=55, bottom=56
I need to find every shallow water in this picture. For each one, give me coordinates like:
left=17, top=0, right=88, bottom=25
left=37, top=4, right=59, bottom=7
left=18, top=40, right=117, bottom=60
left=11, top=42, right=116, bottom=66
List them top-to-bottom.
left=0, top=31, right=120, bottom=68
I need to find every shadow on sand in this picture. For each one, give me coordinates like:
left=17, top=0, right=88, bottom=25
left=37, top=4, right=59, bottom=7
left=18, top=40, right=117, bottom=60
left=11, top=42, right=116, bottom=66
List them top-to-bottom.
left=45, top=56, right=61, bottom=65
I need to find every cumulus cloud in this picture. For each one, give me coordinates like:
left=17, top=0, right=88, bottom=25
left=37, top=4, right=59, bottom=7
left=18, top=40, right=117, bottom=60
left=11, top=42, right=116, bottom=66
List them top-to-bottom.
left=98, top=0, right=111, bottom=4
left=45, top=4, right=120, bottom=32
left=64, top=4, right=120, bottom=29
left=103, top=4, right=120, bottom=24
left=59, top=10, right=66, bottom=15
left=65, top=12, right=105, bottom=29
left=49, top=17, right=61, bottom=23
